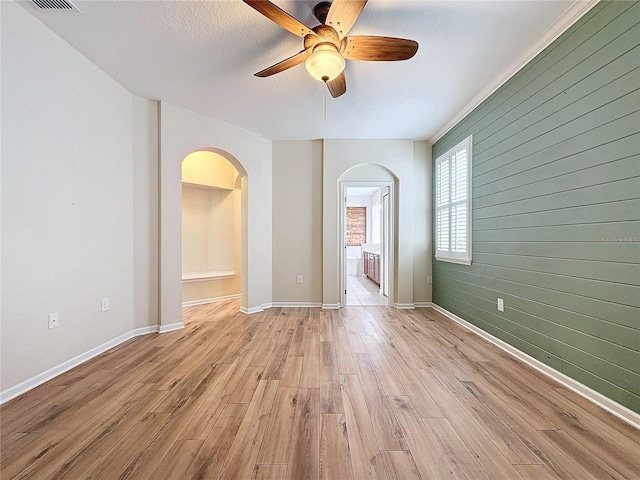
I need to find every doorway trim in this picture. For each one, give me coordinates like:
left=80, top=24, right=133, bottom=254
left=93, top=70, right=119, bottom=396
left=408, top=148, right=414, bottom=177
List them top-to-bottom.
left=340, top=181, right=395, bottom=308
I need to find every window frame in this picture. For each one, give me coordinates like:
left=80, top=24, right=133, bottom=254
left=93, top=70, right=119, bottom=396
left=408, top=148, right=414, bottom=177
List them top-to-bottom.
left=435, top=135, right=472, bottom=265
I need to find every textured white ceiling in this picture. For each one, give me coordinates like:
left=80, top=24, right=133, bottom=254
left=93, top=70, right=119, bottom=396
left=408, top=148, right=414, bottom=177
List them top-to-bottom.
left=19, top=0, right=578, bottom=141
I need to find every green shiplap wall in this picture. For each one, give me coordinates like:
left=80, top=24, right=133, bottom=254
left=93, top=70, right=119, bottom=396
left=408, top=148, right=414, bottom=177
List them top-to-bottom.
left=432, top=1, right=640, bottom=413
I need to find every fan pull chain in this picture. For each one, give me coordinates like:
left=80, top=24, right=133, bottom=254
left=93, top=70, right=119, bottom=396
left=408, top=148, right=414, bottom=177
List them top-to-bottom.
left=324, top=87, right=327, bottom=121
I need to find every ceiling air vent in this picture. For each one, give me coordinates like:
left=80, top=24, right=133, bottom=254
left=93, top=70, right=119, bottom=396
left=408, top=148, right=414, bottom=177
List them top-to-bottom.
left=32, top=0, right=78, bottom=10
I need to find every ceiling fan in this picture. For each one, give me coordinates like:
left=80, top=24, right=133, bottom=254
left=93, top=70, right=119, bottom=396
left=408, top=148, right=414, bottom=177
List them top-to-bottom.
left=243, top=0, right=419, bottom=98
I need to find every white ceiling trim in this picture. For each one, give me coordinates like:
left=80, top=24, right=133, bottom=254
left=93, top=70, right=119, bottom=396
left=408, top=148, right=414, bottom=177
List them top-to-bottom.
left=428, top=0, right=600, bottom=144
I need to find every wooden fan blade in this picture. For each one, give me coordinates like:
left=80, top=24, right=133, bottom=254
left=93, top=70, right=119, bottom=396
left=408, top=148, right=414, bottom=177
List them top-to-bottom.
left=243, top=0, right=315, bottom=38
left=325, top=0, right=367, bottom=40
left=342, top=36, right=418, bottom=61
left=255, top=49, right=309, bottom=77
left=326, top=72, right=346, bottom=98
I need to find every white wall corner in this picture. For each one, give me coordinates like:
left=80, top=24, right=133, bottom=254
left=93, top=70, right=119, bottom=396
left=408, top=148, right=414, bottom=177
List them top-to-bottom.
left=415, top=302, right=435, bottom=308
left=322, top=303, right=340, bottom=310
left=395, top=303, right=416, bottom=310
left=431, top=304, right=640, bottom=430
left=240, top=305, right=265, bottom=314
left=158, top=322, right=185, bottom=333
left=133, top=325, right=159, bottom=336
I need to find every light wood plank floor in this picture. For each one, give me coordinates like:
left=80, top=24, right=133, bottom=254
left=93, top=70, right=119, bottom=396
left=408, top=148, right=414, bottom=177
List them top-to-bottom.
left=1, top=301, right=639, bottom=479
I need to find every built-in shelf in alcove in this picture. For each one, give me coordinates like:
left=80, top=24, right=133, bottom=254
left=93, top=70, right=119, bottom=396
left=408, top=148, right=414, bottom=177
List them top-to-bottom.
left=182, top=181, right=234, bottom=191
left=182, top=271, right=236, bottom=283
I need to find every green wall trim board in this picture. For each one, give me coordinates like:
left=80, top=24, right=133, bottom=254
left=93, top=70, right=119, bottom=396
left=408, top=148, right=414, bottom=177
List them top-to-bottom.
left=432, top=1, right=640, bottom=413
left=432, top=303, right=640, bottom=429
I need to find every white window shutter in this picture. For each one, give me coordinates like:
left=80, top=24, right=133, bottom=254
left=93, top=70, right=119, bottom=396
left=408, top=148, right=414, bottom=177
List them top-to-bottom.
left=435, top=136, right=472, bottom=265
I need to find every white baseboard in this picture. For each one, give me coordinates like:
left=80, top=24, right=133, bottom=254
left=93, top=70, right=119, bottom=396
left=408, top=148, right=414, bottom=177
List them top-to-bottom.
left=182, top=294, right=241, bottom=307
left=271, top=302, right=322, bottom=308
left=415, top=302, right=435, bottom=308
left=322, top=303, right=340, bottom=310
left=395, top=303, right=416, bottom=310
left=431, top=304, right=640, bottom=430
left=240, top=305, right=265, bottom=314
left=0, top=316, right=196, bottom=404
left=0, top=319, right=190, bottom=405
left=158, top=322, right=184, bottom=333
left=133, top=325, right=159, bottom=336
left=1, top=330, right=134, bottom=404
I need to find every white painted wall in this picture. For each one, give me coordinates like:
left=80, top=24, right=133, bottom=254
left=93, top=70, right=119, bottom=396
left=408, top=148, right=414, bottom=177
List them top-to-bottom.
left=1, top=2, right=136, bottom=389
left=132, top=97, right=159, bottom=330
left=159, top=102, right=272, bottom=320
left=271, top=139, right=432, bottom=307
left=272, top=140, right=323, bottom=304
left=413, top=141, right=433, bottom=304
left=182, top=153, right=236, bottom=189
left=181, top=184, right=241, bottom=304
left=181, top=186, right=235, bottom=274
left=182, top=186, right=214, bottom=273
left=370, top=188, right=383, bottom=245
left=207, top=189, right=235, bottom=272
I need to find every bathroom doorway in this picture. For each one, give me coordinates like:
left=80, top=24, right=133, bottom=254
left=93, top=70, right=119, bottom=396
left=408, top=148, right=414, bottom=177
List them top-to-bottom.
left=341, top=182, right=393, bottom=307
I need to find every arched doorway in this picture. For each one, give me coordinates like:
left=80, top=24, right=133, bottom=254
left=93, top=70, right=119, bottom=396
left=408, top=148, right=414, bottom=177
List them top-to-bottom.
left=181, top=151, right=243, bottom=308
left=338, top=164, right=398, bottom=307
left=341, top=182, right=394, bottom=307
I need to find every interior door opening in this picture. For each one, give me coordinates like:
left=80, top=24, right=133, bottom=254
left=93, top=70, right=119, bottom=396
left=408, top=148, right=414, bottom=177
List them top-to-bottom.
left=342, top=182, right=393, bottom=307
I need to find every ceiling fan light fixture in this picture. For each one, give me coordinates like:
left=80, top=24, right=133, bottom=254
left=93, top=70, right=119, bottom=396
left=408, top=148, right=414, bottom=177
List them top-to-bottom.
left=304, top=43, right=345, bottom=82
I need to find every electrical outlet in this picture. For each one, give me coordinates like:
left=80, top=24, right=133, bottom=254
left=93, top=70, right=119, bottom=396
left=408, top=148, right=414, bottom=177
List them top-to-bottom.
left=296, top=275, right=303, bottom=284
left=427, top=275, right=433, bottom=284
left=102, top=298, right=110, bottom=312
left=497, top=298, right=504, bottom=312
left=49, top=313, right=59, bottom=329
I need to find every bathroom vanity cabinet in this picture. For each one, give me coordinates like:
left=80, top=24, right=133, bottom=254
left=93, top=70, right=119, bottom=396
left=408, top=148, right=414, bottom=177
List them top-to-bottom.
left=363, top=251, right=380, bottom=286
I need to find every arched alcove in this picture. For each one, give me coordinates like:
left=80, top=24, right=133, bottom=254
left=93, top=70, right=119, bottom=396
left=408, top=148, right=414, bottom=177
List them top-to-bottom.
left=159, top=102, right=272, bottom=330
left=181, top=151, right=244, bottom=306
